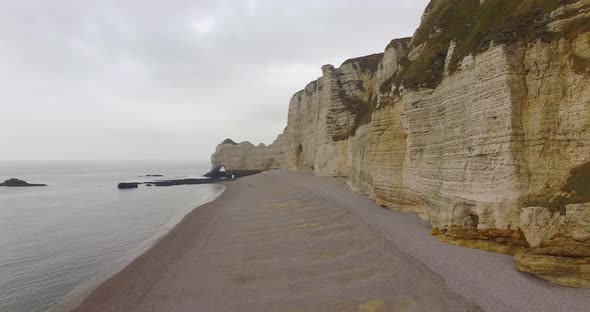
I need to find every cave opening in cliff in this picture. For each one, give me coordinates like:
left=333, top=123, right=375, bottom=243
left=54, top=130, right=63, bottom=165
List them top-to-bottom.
left=206, top=166, right=227, bottom=179
left=469, top=213, right=479, bottom=228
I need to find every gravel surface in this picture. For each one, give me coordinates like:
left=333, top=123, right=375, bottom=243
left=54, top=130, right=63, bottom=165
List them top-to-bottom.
left=71, top=169, right=589, bottom=311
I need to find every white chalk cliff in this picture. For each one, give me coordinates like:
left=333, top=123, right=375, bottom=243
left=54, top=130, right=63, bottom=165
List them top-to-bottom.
left=210, top=0, right=590, bottom=287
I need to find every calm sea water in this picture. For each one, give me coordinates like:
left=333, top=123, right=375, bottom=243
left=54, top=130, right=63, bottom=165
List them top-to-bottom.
left=0, top=161, right=224, bottom=312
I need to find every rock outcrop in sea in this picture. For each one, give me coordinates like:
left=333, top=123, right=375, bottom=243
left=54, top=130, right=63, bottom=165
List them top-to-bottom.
left=209, top=0, right=590, bottom=287
left=0, top=178, right=47, bottom=187
left=118, top=182, right=141, bottom=189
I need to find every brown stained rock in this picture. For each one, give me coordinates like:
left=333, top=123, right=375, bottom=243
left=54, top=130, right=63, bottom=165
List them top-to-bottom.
left=437, top=206, right=590, bottom=288
left=431, top=226, right=529, bottom=255
left=433, top=226, right=590, bottom=288
left=443, top=226, right=530, bottom=247
left=430, top=227, right=447, bottom=236
left=438, top=235, right=528, bottom=255
left=531, top=236, right=590, bottom=258
left=531, top=244, right=590, bottom=258
left=514, top=253, right=590, bottom=288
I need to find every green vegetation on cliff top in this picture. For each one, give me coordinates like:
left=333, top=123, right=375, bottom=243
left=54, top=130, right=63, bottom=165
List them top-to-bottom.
left=334, top=0, right=589, bottom=142
left=395, top=0, right=584, bottom=90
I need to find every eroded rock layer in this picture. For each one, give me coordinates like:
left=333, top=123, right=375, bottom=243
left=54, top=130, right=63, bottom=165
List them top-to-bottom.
left=210, top=0, right=590, bottom=287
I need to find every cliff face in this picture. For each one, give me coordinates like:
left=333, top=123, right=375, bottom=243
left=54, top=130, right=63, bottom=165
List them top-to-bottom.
left=210, top=0, right=590, bottom=287
left=209, top=136, right=288, bottom=176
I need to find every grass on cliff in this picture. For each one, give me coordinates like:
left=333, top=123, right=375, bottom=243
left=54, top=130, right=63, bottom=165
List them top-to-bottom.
left=336, top=0, right=590, bottom=141
left=393, top=0, right=581, bottom=90
left=342, top=53, right=384, bottom=74
left=332, top=54, right=383, bottom=141
left=524, top=161, right=590, bottom=214
left=562, top=161, right=590, bottom=204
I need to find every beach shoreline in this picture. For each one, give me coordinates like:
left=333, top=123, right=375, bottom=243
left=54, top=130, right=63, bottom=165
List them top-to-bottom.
left=68, top=170, right=590, bottom=312
left=50, top=185, right=225, bottom=312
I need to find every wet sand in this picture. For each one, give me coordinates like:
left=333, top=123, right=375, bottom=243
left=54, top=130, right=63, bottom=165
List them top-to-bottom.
left=71, top=170, right=590, bottom=312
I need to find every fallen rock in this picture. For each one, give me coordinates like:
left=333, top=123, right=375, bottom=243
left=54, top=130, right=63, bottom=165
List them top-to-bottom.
left=0, top=178, right=47, bottom=187
left=514, top=204, right=590, bottom=286
left=520, top=204, right=590, bottom=257
left=561, top=204, right=590, bottom=243
left=520, top=207, right=562, bottom=248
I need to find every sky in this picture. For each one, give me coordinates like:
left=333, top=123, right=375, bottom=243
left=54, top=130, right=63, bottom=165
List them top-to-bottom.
left=0, top=0, right=429, bottom=161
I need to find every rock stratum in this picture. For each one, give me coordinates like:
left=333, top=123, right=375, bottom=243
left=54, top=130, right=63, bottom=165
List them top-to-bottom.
left=209, top=0, right=590, bottom=288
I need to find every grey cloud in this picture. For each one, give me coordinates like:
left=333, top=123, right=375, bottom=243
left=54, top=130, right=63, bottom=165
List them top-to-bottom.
left=0, top=0, right=429, bottom=161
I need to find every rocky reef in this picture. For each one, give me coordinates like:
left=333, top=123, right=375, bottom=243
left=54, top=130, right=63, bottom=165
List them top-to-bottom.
left=210, top=0, right=590, bottom=287
left=0, top=178, right=47, bottom=187
left=117, top=178, right=223, bottom=189
left=118, top=182, right=140, bottom=189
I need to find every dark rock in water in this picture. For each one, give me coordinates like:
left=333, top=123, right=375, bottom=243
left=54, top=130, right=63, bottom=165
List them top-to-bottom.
left=203, top=169, right=226, bottom=179
left=0, top=178, right=47, bottom=187
left=118, top=178, right=219, bottom=189
left=149, top=178, right=217, bottom=187
left=118, top=182, right=141, bottom=189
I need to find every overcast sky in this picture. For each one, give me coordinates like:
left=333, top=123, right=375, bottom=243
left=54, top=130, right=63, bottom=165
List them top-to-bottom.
left=0, top=0, right=428, bottom=161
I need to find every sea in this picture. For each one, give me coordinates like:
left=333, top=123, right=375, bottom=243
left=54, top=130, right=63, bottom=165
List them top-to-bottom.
left=0, top=160, right=224, bottom=312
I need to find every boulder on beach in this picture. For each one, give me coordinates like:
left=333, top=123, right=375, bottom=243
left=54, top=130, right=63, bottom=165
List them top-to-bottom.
left=0, top=178, right=47, bottom=187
